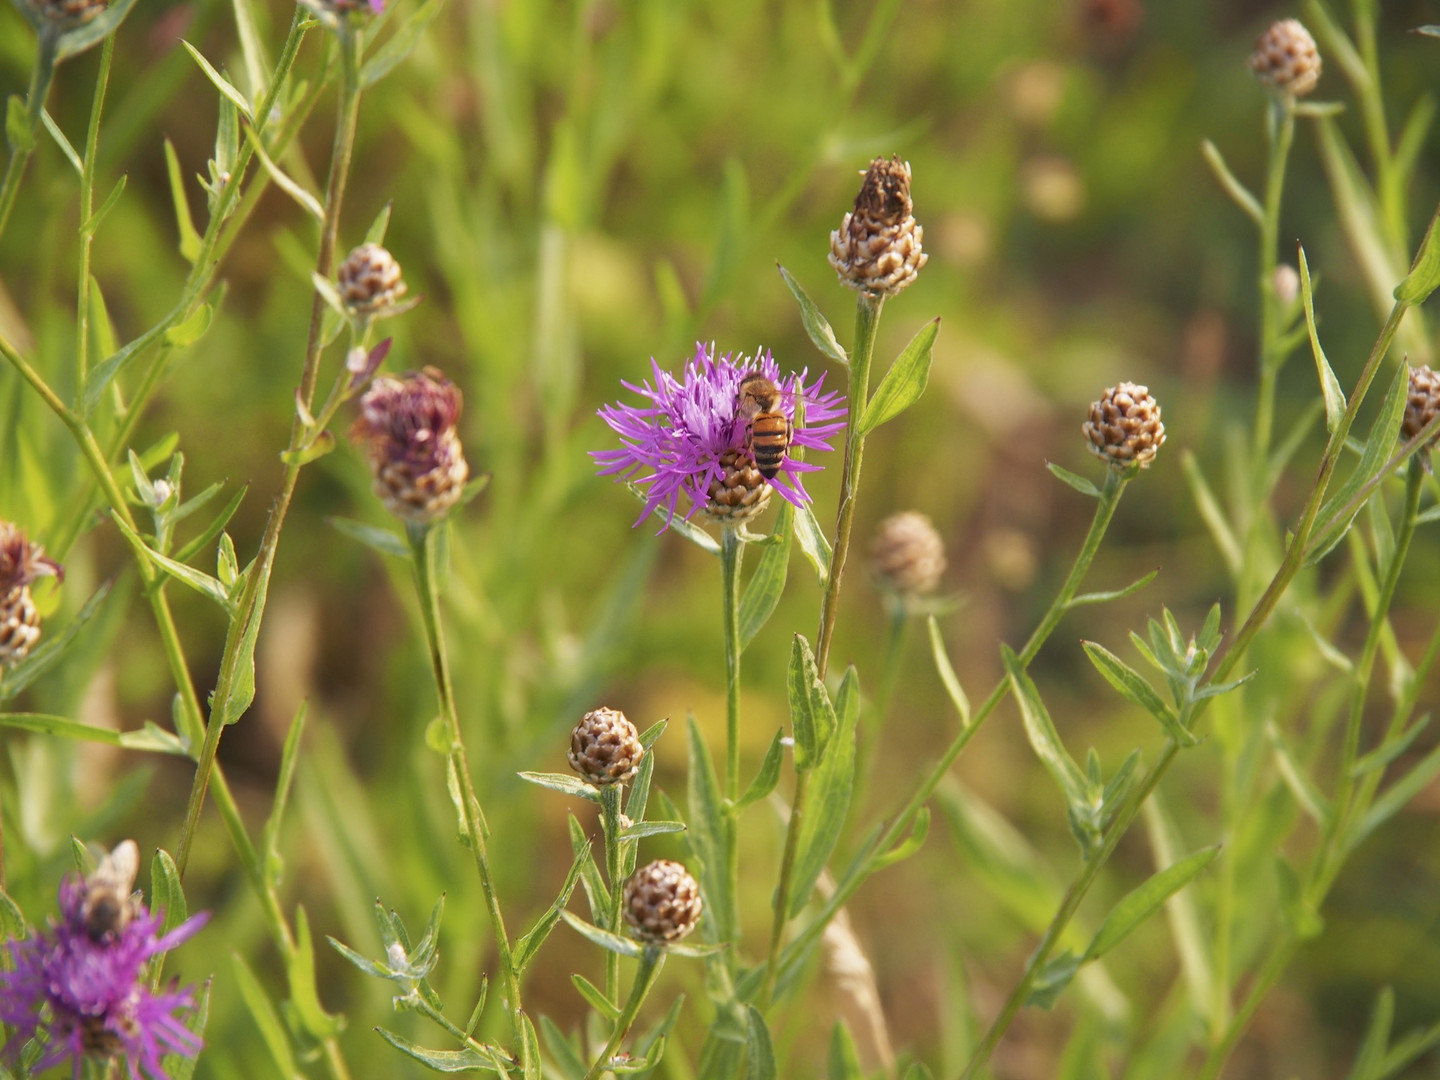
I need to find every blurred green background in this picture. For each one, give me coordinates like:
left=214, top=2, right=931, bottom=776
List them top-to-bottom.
left=2, top=0, right=1440, bottom=1076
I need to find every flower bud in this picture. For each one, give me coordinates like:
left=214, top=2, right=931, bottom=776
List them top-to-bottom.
left=36, top=0, right=108, bottom=22
left=1249, top=19, right=1322, bottom=98
left=829, top=157, right=928, bottom=297
left=338, top=243, right=406, bottom=316
left=1273, top=264, right=1300, bottom=306
left=1403, top=365, right=1440, bottom=456
left=352, top=368, right=469, bottom=525
left=1083, top=382, right=1166, bottom=470
left=871, top=512, right=946, bottom=598
left=0, top=521, right=62, bottom=668
left=568, top=707, right=645, bottom=786
left=623, top=859, right=703, bottom=944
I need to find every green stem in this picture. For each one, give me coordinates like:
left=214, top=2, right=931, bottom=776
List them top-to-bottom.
left=0, top=26, right=59, bottom=245
left=74, top=35, right=115, bottom=385
left=1253, top=96, right=1295, bottom=474
left=759, top=290, right=882, bottom=1008
left=412, top=524, right=522, bottom=1036
left=719, top=524, right=744, bottom=970
left=601, top=783, right=625, bottom=1002
left=582, top=947, right=665, bottom=1080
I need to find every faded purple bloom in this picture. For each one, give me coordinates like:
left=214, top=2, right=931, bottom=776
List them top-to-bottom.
left=593, top=343, right=845, bottom=532
left=352, top=366, right=470, bottom=524
left=0, top=520, right=62, bottom=591
left=0, top=869, right=209, bottom=1080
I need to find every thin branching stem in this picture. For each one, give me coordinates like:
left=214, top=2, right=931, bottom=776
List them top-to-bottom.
left=0, top=26, right=59, bottom=244
left=583, top=948, right=664, bottom=1080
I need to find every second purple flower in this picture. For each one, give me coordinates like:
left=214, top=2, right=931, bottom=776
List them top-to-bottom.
left=593, top=344, right=845, bottom=532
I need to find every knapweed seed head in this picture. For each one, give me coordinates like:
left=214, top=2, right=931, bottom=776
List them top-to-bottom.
left=33, top=0, right=109, bottom=24
left=299, top=0, right=384, bottom=20
left=1250, top=19, right=1321, bottom=97
left=829, top=157, right=928, bottom=297
left=338, top=243, right=407, bottom=316
left=593, top=343, right=844, bottom=533
left=1403, top=365, right=1440, bottom=463
left=352, top=367, right=470, bottom=525
left=1083, top=382, right=1166, bottom=470
left=871, top=512, right=947, bottom=598
left=0, top=521, right=62, bottom=667
left=568, top=707, right=645, bottom=786
left=0, top=848, right=209, bottom=1080
left=623, top=859, right=703, bottom=945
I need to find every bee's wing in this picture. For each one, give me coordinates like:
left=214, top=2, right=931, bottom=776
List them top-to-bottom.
left=95, top=839, right=140, bottom=893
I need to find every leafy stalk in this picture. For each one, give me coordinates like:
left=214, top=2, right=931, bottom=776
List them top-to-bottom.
left=0, top=25, right=60, bottom=243
left=582, top=947, right=665, bottom=1080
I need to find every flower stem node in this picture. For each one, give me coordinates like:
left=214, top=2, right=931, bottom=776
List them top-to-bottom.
left=1249, top=19, right=1322, bottom=98
left=829, top=157, right=928, bottom=297
left=338, top=242, right=407, bottom=317
left=1403, top=364, right=1440, bottom=463
left=352, top=367, right=470, bottom=525
left=1083, top=382, right=1166, bottom=470
left=871, top=511, right=947, bottom=598
left=0, top=520, right=62, bottom=667
left=568, top=707, right=645, bottom=786
left=623, top=860, right=703, bottom=945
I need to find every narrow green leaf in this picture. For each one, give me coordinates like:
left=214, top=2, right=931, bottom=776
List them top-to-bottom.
left=54, top=0, right=136, bottom=60
left=361, top=0, right=445, bottom=87
left=180, top=41, right=253, bottom=120
left=6, top=96, right=33, bottom=154
left=40, top=110, right=82, bottom=175
left=243, top=123, right=323, bottom=220
left=163, top=139, right=203, bottom=263
left=1200, top=139, right=1264, bottom=225
left=79, top=172, right=127, bottom=237
left=1395, top=199, right=1440, bottom=304
left=1298, top=247, right=1347, bottom=431
left=778, top=264, right=848, bottom=366
left=162, top=302, right=212, bottom=348
left=857, top=317, right=939, bottom=435
left=1181, top=451, right=1241, bottom=573
left=1047, top=462, right=1101, bottom=498
left=625, top=483, right=721, bottom=553
left=173, top=485, right=247, bottom=565
left=739, top=503, right=791, bottom=650
left=794, top=503, right=832, bottom=586
left=110, top=513, right=233, bottom=612
left=326, top=515, right=410, bottom=560
left=1068, top=569, right=1158, bottom=608
left=927, top=616, right=970, bottom=727
left=787, top=635, right=835, bottom=769
left=1081, top=641, right=1194, bottom=746
left=1003, top=647, right=1090, bottom=821
left=786, top=666, right=858, bottom=917
left=0, top=712, right=187, bottom=754
left=686, top=714, right=732, bottom=940
left=1352, top=714, right=1430, bottom=778
left=1268, top=722, right=1332, bottom=827
left=735, top=728, right=785, bottom=810
left=1354, top=739, right=1440, bottom=849
left=1142, top=794, right=1214, bottom=1017
left=871, top=806, right=929, bottom=871
left=570, top=814, right=611, bottom=919
left=618, top=820, right=687, bottom=840
left=1085, top=845, right=1219, bottom=960
left=148, top=848, right=187, bottom=934
left=0, top=888, right=28, bottom=938
left=288, top=906, right=343, bottom=1039
left=560, top=911, right=644, bottom=958
left=1026, top=949, right=1082, bottom=1010
left=232, top=953, right=298, bottom=1077
left=571, top=973, right=620, bottom=1020
left=1347, top=987, right=1394, bottom=1080
left=745, top=1006, right=777, bottom=1080
left=519, top=1012, right=541, bottom=1080
left=539, top=1016, right=586, bottom=1080
left=827, top=1022, right=864, bottom=1080
left=375, top=1027, right=507, bottom=1073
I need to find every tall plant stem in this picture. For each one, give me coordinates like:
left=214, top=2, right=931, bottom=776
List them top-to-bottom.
left=173, top=24, right=363, bottom=877
left=0, top=27, right=58, bottom=244
left=1252, top=96, right=1295, bottom=475
left=758, top=290, right=882, bottom=1008
left=960, top=302, right=1413, bottom=1074
left=1196, top=458, right=1425, bottom=1080
left=769, top=467, right=1131, bottom=997
left=411, top=524, right=522, bottom=1034
left=720, top=525, right=744, bottom=962
left=601, top=784, right=625, bottom=1002
left=583, top=948, right=664, bottom=1080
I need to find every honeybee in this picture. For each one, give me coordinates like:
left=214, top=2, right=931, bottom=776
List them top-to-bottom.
left=736, top=373, right=794, bottom=480
left=81, top=840, right=141, bottom=942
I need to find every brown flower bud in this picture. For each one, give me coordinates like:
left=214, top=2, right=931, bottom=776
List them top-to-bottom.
left=36, top=0, right=108, bottom=24
left=1249, top=19, right=1322, bottom=98
left=829, top=157, right=928, bottom=297
left=337, top=243, right=407, bottom=315
left=1403, top=365, right=1440, bottom=456
left=352, top=368, right=469, bottom=524
left=1083, top=382, right=1166, bottom=470
left=696, top=450, right=772, bottom=524
left=871, top=512, right=946, bottom=598
left=568, top=707, right=645, bottom=786
left=623, top=859, right=703, bottom=944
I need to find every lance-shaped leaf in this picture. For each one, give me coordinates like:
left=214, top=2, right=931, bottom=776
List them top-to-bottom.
left=54, top=0, right=137, bottom=60
left=180, top=41, right=253, bottom=121
left=163, top=138, right=202, bottom=263
left=1395, top=198, right=1440, bottom=305
left=1298, top=247, right=1347, bottom=432
left=778, top=263, right=848, bottom=366
left=857, top=317, right=940, bottom=435
left=1047, top=462, right=1100, bottom=499
left=739, top=503, right=792, bottom=650
left=794, top=503, right=832, bottom=586
left=110, top=513, right=234, bottom=613
left=928, top=616, right=970, bottom=728
left=788, top=634, right=836, bottom=769
left=1081, top=641, right=1195, bottom=746
left=1003, top=647, right=1091, bottom=835
left=787, top=666, right=859, bottom=917
left=0, top=713, right=187, bottom=755
left=686, top=715, right=732, bottom=940
left=734, top=728, right=785, bottom=811
left=517, top=771, right=600, bottom=802
left=514, top=843, right=589, bottom=972
left=1084, top=846, right=1220, bottom=961
left=148, top=849, right=187, bottom=935
left=560, top=911, right=644, bottom=958
left=232, top=954, right=298, bottom=1077
left=570, top=973, right=620, bottom=1021
left=746, top=1006, right=777, bottom=1080
left=376, top=1028, right=510, bottom=1074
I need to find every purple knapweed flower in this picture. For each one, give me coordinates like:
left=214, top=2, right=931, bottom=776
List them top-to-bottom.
left=593, top=343, right=845, bottom=532
left=0, top=855, right=210, bottom=1080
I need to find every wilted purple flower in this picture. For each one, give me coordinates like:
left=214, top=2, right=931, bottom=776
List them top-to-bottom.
left=593, top=343, right=845, bottom=532
left=351, top=366, right=470, bottom=524
left=0, top=863, right=209, bottom=1080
